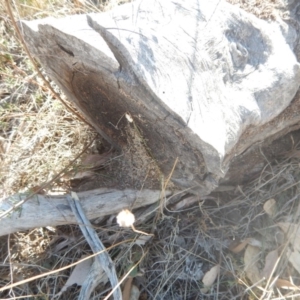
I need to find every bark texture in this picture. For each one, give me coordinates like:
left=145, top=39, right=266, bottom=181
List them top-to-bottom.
left=19, top=0, right=300, bottom=194
left=0, top=188, right=166, bottom=236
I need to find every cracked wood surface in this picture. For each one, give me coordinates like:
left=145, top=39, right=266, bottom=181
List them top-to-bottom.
left=19, top=0, right=300, bottom=194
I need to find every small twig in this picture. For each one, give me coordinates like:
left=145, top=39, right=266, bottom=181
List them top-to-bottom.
left=154, top=157, right=179, bottom=223
left=163, top=157, right=179, bottom=191
left=68, top=192, right=122, bottom=300
left=131, top=224, right=154, bottom=236
left=7, top=234, right=16, bottom=299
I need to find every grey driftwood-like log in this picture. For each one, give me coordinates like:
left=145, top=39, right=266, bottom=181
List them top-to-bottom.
left=19, top=0, right=300, bottom=194
left=0, top=189, right=166, bottom=237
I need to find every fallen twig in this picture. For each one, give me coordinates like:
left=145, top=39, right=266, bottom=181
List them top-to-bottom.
left=0, top=188, right=170, bottom=236
left=67, top=192, right=121, bottom=300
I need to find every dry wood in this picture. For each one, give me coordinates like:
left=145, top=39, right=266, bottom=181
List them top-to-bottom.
left=19, top=0, right=300, bottom=195
left=0, top=188, right=168, bottom=237
left=67, top=192, right=121, bottom=300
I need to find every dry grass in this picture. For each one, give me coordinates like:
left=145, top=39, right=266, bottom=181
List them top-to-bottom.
left=0, top=0, right=100, bottom=199
left=1, top=0, right=300, bottom=299
left=226, top=0, right=286, bottom=20
left=138, top=154, right=300, bottom=299
left=3, top=155, right=300, bottom=299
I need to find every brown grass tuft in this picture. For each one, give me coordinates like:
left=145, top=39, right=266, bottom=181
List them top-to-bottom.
left=226, top=0, right=285, bottom=20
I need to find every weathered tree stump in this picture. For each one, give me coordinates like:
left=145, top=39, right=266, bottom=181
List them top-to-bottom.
left=19, top=0, right=300, bottom=194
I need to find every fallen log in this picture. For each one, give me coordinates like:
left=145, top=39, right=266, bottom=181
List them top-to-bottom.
left=0, top=189, right=166, bottom=237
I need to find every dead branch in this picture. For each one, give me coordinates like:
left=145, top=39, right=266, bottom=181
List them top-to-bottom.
left=0, top=188, right=168, bottom=237
left=67, top=192, right=121, bottom=300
